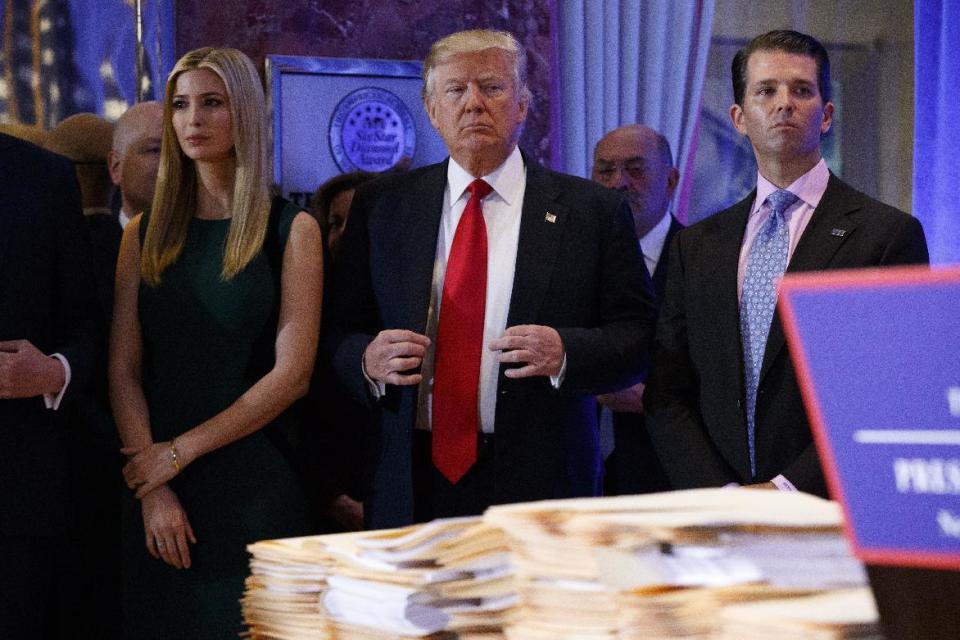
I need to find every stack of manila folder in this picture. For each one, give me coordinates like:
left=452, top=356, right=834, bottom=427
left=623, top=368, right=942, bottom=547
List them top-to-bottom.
left=244, top=488, right=880, bottom=639
left=484, top=488, right=877, bottom=640
left=243, top=516, right=514, bottom=639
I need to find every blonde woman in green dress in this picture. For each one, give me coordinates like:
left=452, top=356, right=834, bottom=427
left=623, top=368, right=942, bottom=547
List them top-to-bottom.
left=110, top=47, right=323, bottom=638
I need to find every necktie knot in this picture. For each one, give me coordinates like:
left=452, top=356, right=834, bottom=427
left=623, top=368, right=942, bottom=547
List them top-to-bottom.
left=467, top=178, right=493, bottom=201
left=765, top=189, right=798, bottom=217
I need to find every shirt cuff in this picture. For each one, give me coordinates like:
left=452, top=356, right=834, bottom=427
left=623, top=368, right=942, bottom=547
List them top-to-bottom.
left=361, top=352, right=385, bottom=399
left=42, top=353, right=71, bottom=410
left=549, top=354, right=567, bottom=389
left=771, top=474, right=798, bottom=491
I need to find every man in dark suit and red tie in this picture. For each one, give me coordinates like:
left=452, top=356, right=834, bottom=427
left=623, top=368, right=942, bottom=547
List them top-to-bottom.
left=326, top=29, right=656, bottom=528
left=644, top=30, right=929, bottom=497
left=591, top=124, right=682, bottom=496
left=0, top=132, right=101, bottom=637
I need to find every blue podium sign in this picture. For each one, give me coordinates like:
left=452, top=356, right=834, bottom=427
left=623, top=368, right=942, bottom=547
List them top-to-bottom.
left=779, top=265, right=960, bottom=570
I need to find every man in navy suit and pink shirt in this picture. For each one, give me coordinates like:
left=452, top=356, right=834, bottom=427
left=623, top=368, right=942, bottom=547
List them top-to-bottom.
left=644, top=30, right=928, bottom=497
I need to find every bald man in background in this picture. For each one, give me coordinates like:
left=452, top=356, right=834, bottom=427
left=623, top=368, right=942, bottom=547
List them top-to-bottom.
left=98, top=101, right=163, bottom=313
left=109, top=101, right=163, bottom=229
left=591, top=124, right=681, bottom=495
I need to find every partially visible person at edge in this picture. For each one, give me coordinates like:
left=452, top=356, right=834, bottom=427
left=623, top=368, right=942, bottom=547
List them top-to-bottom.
left=110, top=46, right=323, bottom=638
left=0, top=128, right=101, bottom=640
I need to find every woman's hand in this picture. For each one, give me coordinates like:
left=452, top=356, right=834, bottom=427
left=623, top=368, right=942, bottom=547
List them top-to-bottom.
left=122, top=440, right=185, bottom=499
left=141, top=484, right=197, bottom=569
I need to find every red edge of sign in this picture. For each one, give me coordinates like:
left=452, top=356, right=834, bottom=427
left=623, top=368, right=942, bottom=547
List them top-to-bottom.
left=778, top=264, right=960, bottom=572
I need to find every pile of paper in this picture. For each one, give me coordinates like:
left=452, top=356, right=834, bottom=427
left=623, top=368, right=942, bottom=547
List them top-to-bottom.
left=485, top=488, right=870, bottom=640
left=243, top=517, right=514, bottom=639
left=242, top=534, right=336, bottom=640
left=719, top=588, right=882, bottom=639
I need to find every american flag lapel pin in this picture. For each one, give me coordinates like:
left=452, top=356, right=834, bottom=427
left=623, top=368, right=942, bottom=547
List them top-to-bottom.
left=545, top=212, right=557, bottom=223
left=830, top=228, right=848, bottom=237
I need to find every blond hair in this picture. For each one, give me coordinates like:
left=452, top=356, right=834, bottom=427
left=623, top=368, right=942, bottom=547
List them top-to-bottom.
left=421, top=29, right=531, bottom=105
left=141, top=47, right=271, bottom=285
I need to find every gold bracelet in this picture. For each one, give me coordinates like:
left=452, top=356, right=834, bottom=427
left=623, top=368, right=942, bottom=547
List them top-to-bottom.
left=169, top=439, right=181, bottom=473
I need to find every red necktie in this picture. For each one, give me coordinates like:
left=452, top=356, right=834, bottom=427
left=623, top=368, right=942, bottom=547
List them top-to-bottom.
left=432, top=178, right=493, bottom=483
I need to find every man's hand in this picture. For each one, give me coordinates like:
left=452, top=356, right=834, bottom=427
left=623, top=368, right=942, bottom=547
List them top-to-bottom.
left=489, top=325, right=565, bottom=379
left=362, top=330, right=431, bottom=386
left=0, top=340, right=65, bottom=399
left=597, top=382, right=645, bottom=413
left=328, top=494, right=364, bottom=532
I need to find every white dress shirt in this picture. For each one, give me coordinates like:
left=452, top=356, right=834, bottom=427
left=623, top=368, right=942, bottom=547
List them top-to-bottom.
left=416, top=146, right=527, bottom=434
left=639, top=210, right=674, bottom=276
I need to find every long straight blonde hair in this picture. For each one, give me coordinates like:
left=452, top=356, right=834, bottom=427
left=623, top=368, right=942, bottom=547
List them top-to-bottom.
left=141, top=47, right=271, bottom=285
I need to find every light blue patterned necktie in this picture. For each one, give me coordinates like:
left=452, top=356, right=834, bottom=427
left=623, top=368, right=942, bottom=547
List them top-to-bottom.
left=740, top=189, right=798, bottom=477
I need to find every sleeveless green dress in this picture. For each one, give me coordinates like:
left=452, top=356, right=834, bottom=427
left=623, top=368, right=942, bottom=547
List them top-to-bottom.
left=122, top=200, right=313, bottom=639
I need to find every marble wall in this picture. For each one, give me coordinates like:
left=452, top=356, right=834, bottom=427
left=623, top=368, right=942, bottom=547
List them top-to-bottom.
left=175, top=0, right=554, bottom=166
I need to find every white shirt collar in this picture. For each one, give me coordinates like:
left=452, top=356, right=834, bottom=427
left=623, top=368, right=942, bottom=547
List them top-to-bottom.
left=446, top=145, right=525, bottom=207
left=639, top=210, right=673, bottom=265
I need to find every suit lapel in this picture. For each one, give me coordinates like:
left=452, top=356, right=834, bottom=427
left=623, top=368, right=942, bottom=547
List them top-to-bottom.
left=400, top=161, right=448, bottom=334
left=506, top=164, right=566, bottom=326
left=759, top=173, right=861, bottom=382
left=712, top=194, right=753, bottom=374
left=697, top=195, right=754, bottom=478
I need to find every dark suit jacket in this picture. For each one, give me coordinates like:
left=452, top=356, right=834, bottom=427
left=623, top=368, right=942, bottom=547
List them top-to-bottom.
left=0, top=133, right=101, bottom=536
left=325, top=156, right=657, bottom=528
left=644, top=174, right=929, bottom=497
left=85, top=211, right=123, bottom=326
left=69, top=212, right=124, bottom=455
left=606, top=214, right=683, bottom=496
left=649, top=215, right=684, bottom=302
